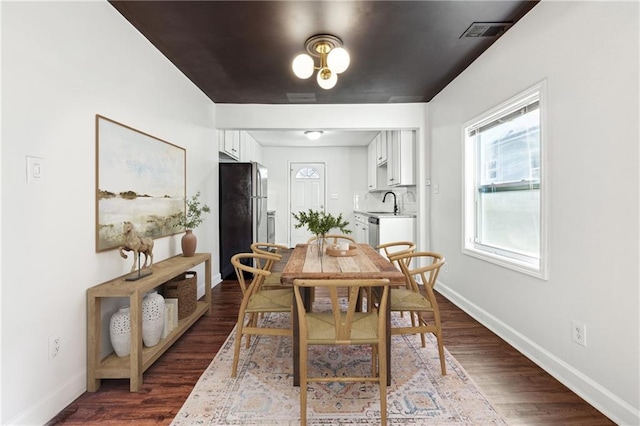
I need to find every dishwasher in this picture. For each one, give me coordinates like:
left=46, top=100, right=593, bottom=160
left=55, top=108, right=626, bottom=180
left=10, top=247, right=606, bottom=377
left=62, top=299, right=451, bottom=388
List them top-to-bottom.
left=368, top=216, right=380, bottom=248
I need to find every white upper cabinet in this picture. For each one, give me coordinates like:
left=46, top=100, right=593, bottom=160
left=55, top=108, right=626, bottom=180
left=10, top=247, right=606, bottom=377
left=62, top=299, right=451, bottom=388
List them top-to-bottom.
left=219, top=130, right=240, bottom=161
left=387, top=130, right=415, bottom=186
left=240, top=131, right=263, bottom=163
left=376, top=131, right=387, bottom=166
left=368, top=136, right=391, bottom=192
left=367, top=139, right=378, bottom=191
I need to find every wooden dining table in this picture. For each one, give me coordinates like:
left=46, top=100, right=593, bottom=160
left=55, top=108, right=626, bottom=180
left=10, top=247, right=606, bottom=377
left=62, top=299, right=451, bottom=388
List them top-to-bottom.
left=280, top=243, right=405, bottom=386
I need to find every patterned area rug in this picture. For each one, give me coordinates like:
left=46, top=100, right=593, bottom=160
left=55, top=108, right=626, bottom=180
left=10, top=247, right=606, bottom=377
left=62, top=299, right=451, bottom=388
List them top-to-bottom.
left=172, top=311, right=506, bottom=425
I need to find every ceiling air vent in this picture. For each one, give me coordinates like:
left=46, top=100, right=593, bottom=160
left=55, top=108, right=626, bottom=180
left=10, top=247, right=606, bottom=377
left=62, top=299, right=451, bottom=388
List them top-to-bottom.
left=460, top=22, right=513, bottom=39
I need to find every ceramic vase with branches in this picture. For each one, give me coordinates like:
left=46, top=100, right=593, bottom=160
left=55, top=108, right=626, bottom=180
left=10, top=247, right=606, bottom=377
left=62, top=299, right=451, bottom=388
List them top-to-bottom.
left=174, top=192, right=211, bottom=257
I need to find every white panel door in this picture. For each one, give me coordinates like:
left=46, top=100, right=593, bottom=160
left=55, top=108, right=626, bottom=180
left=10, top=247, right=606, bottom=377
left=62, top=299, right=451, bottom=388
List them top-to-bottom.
left=289, top=162, right=326, bottom=246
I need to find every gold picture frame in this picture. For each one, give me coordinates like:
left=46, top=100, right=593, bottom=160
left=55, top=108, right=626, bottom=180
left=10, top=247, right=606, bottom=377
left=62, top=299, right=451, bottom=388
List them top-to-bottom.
left=95, top=115, right=186, bottom=252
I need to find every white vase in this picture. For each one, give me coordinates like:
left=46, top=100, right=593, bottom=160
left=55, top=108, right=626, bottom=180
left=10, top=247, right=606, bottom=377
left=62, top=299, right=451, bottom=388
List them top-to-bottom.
left=142, top=291, right=165, bottom=347
left=110, top=306, right=131, bottom=357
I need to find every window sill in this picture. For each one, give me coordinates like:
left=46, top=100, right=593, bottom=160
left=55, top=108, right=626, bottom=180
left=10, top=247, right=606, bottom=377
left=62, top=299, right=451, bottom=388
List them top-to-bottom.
left=462, top=247, right=548, bottom=280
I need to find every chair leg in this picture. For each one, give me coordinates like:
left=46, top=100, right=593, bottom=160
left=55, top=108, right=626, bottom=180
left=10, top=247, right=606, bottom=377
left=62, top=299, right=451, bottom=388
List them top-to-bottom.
left=434, top=312, right=446, bottom=375
left=246, top=314, right=258, bottom=348
left=418, top=314, right=427, bottom=347
left=231, top=319, right=244, bottom=377
left=436, top=330, right=447, bottom=375
left=378, top=342, right=388, bottom=425
left=300, top=344, right=308, bottom=426
left=371, top=344, right=378, bottom=377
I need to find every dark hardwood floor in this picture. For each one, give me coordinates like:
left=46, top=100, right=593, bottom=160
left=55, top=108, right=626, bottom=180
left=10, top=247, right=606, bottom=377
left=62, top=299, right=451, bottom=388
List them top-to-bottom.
left=50, top=279, right=615, bottom=425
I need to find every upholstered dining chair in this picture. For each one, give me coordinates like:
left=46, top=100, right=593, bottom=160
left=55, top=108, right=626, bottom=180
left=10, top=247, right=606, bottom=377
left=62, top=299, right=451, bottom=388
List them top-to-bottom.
left=250, top=242, right=289, bottom=288
left=386, top=251, right=447, bottom=375
left=230, top=252, right=293, bottom=377
left=293, top=278, right=390, bottom=426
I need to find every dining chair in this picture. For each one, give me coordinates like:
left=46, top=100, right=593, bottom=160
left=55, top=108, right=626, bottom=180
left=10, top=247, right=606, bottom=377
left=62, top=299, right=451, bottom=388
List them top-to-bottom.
left=306, top=233, right=356, bottom=245
left=377, top=241, right=417, bottom=322
left=250, top=242, right=289, bottom=288
left=386, top=251, right=447, bottom=375
left=230, top=252, right=293, bottom=377
left=293, top=278, right=390, bottom=426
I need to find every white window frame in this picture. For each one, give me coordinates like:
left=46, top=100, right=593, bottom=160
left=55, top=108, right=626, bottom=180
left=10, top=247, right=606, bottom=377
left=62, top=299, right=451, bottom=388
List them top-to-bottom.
left=462, top=81, right=549, bottom=279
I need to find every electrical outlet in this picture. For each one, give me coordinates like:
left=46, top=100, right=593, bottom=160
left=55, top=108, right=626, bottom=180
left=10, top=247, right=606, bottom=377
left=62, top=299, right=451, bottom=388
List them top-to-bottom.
left=443, top=263, right=449, bottom=274
left=571, top=320, right=587, bottom=347
left=49, top=335, right=61, bottom=360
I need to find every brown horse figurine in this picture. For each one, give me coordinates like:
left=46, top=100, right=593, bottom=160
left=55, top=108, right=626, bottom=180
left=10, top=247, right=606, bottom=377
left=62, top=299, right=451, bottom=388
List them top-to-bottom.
left=119, top=221, right=154, bottom=272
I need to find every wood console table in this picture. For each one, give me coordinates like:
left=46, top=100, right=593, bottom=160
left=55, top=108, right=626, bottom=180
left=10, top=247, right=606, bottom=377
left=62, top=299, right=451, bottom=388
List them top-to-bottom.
left=87, top=253, right=211, bottom=392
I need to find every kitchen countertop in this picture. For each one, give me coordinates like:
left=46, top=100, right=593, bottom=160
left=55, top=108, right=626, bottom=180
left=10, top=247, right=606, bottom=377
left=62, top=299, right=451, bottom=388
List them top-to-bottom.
left=354, top=210, right=416, bottom=218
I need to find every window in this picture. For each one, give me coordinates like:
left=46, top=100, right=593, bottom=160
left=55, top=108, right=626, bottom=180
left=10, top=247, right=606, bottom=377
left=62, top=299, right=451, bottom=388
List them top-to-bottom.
left=463, top=82, right=547, bottom=278
left=295, top=167, right=320, bottom=179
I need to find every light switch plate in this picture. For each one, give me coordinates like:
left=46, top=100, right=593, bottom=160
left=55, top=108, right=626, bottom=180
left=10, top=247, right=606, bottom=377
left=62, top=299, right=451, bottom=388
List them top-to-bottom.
left=26, top=156, right=44, bottom=183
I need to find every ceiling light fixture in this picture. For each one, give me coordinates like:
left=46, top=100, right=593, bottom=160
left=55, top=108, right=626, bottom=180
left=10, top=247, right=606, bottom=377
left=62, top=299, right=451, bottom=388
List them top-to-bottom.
left=292, top=34, right=350, bottom=90
left=304, top=130, right=323, bottom=140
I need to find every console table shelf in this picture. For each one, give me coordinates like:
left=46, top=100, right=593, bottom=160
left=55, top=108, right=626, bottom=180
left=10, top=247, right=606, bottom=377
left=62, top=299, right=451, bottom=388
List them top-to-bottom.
left=87, top=253, right=211, bottom=392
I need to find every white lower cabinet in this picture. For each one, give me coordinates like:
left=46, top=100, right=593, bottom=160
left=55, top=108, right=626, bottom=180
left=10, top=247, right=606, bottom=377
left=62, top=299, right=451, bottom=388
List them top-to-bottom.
left=353, top=213, right=369, bottom=243
left=379, top=217, right=415, bottom=247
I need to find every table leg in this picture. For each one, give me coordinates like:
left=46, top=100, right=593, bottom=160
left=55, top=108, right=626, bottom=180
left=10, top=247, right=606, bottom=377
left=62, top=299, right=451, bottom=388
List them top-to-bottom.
left=293, top=286, right=313, bottom=387
left=385, top=287, right=391, bottom=386
left=293, top=289, right=300, bottom=387
left=129, top=292, right=143, bottom=392
left=86, top=295, right=101, bottom=392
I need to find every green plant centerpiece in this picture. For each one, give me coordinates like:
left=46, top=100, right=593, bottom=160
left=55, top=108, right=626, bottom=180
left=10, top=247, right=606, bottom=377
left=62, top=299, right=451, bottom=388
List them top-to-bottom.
left=174, top=191, right=211, bottom=257
left=292, top=209, right=351, bottom=255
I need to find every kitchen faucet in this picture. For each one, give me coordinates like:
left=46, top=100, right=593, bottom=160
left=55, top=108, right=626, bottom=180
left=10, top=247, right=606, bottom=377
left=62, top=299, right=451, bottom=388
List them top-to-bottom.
left=382, top=191, right=398, bottom=215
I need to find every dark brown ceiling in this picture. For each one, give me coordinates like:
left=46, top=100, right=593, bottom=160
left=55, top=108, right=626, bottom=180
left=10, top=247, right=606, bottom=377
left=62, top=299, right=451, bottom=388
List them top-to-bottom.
left=109, top=1, right=539, bottom=105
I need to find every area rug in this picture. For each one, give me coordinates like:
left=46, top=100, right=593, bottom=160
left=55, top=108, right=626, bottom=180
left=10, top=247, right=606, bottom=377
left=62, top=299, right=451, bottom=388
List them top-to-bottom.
left=172, top=312, right=506, bottom=425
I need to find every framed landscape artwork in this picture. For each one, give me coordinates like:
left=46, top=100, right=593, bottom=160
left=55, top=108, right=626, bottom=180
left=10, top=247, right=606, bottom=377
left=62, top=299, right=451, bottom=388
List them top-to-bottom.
left=95, top=115, right=186, bottom=252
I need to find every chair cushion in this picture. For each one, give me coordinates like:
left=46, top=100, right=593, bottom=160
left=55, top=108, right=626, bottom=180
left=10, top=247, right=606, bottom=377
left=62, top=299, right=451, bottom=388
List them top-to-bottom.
left=247, top=288, right=293, bottom=313
left=390, top=288, right=433, bottom=312
left=306, top=312, right=379, bottom=344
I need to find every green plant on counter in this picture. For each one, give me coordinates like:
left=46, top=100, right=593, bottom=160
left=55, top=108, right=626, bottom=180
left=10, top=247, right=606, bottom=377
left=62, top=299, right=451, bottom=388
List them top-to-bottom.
left=292, top=209, right=351, bottom=237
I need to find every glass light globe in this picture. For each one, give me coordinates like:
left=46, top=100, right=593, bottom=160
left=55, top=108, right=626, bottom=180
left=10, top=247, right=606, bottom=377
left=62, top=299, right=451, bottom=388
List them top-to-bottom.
left=327, top=47, right=350, bottom=74
left=292, top=54, right=314, bottom=79
left=317, top=68, right=337, bottom=89
left=304, top=130, right=323, bottom=140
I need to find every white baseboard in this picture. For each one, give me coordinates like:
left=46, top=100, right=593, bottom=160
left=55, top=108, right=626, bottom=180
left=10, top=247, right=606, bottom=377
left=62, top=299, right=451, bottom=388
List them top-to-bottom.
left=198, top=273, right=223, bottom=296
left=212, top=273, right=222, bottom=287
left=436, top=282, right=639, bottom=426
left=7, top=370, right=85, bottom=426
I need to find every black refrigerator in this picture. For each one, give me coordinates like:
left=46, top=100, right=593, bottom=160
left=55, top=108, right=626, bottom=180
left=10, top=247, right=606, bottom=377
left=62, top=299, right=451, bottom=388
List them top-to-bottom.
left=219, top=162, right=268, bottom=279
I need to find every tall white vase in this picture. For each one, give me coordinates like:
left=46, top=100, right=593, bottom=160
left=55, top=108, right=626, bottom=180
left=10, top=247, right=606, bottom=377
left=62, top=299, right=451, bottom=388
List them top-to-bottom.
left=142, top=291, right=165, bottom=347
left=110, top=306, right=131, bottom=357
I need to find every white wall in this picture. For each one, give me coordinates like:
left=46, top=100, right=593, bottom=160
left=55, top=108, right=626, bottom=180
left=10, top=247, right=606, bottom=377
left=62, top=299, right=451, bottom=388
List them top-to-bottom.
left=1, top=2, right=218, bottom=424
left=429, top=2, right=639, bottom=424
left=262, top=146, right=367, bottom=245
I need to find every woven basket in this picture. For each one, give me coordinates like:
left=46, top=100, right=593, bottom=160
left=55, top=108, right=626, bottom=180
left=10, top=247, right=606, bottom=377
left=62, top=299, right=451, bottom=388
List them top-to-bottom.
left=164, top=271, right=197, bottom=320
